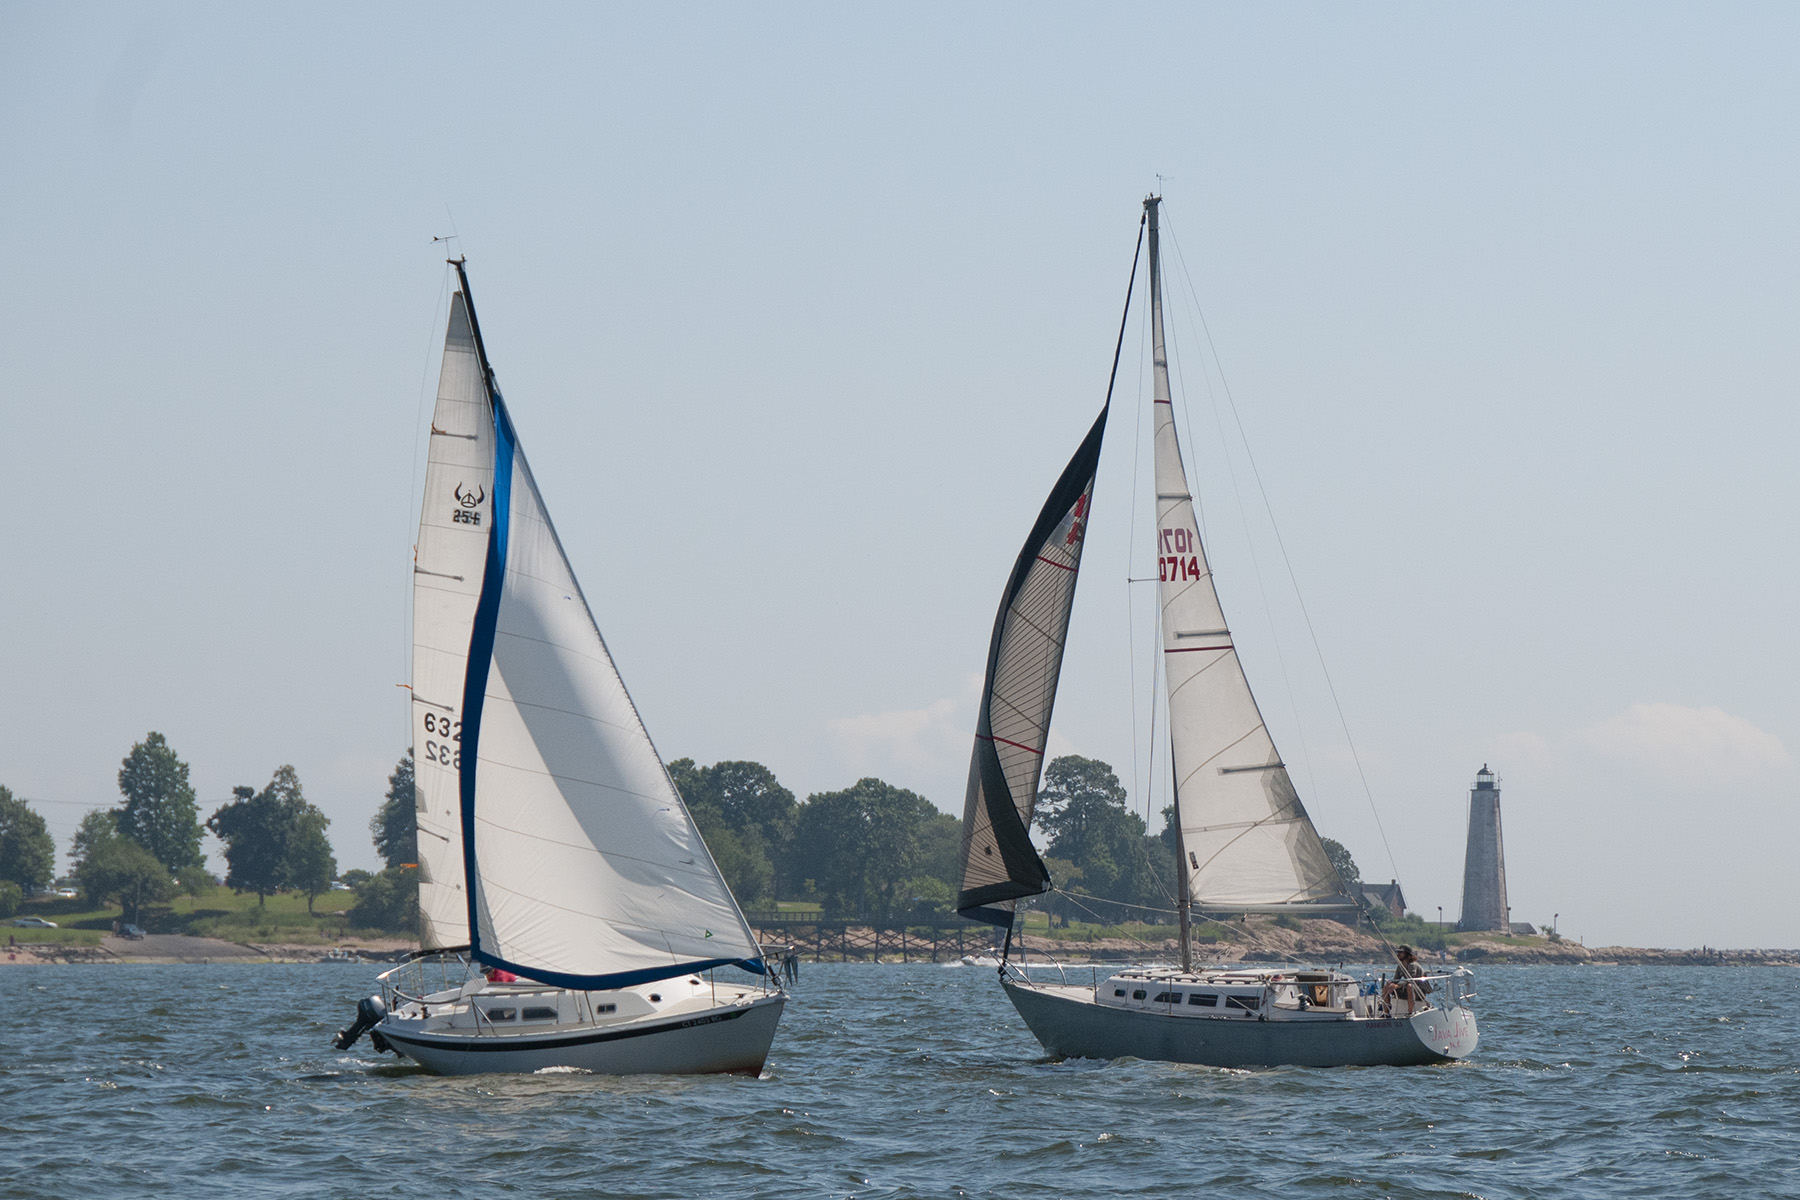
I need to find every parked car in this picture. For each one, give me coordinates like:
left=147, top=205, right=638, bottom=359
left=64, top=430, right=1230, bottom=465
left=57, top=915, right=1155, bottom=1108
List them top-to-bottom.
left=54, top=887, right=77, bottom=898
left=12, top=916, right=57, bottom=928
left=119, top=923, right=146, bottom=940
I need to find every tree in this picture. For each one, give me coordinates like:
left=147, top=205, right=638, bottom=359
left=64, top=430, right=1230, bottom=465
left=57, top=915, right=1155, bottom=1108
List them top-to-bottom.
left=116, top=732, right=205, bottom=870
left=370, top=750, right=417, bottom=870
left=1037, top=755, right=1129, bottom=848
left=1034, top=756, right=1165, bottom=910
left=667, top=758, right=799, bottom=906
left=668, top=758, right=797, bottom=882
left=207, top=766, right=334, bottom=905
left=790, top=778, right=938, bottom=919
left=0, top=786, right=56, bottom=892
left=208, top=786, right=283, bottom=903
left=287, top=806, right=336, bottom=915
left=70, top=808, right=119, bottom=869
left=914, top=809, right=964, bottom=891
left=692, top=820, right=774, bottom=907
left=73, top=822, right=174, bottom=923
left=1320, top=837, right=1361, bottom=890
left=347, top=865, right=418, bottom=932
left=902, top=875, right=954, bottom=920
left=0, top=881, right=22, bottom=918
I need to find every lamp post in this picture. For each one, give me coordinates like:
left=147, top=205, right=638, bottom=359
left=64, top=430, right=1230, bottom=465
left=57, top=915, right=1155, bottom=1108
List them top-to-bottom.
left=1437, top=905, right=1443, bottom=929
left=1553, top=913, right=1559, bottom=936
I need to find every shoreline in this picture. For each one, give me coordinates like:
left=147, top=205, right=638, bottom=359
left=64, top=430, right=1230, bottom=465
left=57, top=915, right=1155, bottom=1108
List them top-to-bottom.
left=7, top=922, right=1796, bottom=968
left=3, top=934, right=416, bottom=966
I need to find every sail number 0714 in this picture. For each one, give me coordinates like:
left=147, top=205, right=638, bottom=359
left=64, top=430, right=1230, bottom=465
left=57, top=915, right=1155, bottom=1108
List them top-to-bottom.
left=1159, top=527, right=1201, bottom=583
left=422, top=711, right=462, bottom=769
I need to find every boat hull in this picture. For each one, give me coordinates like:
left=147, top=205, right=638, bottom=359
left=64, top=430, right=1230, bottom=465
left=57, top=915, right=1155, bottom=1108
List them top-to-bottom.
left=1002, top=979, right=1476, bottom=1068
left=375, top=993, right=785, bottom=1077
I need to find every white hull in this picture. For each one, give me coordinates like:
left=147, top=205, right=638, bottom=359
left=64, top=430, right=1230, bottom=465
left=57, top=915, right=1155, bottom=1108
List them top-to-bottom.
left=1003, top=976, right=1477, bottom=1068
left=377, top=991, right=785, bottom=1077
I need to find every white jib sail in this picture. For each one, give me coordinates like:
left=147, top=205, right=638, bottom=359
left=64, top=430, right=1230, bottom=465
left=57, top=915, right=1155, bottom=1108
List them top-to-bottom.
left=1146, top=202, right=1345, bottom=913
left=410, top=292, right=491, bottom=949
left=465, top=420, right=761, bottom=985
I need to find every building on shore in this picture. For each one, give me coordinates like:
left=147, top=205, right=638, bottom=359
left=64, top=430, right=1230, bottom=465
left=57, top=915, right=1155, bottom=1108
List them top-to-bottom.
left=1458, top=764, right=1510, bottom=932
left=1359, top=879, right=1407, bottom=920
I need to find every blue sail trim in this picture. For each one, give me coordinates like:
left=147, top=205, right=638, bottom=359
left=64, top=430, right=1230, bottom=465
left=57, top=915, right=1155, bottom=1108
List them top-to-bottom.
left=459, top=388, right=517, bottom=958
left=468, top=954, right=769, bottom=992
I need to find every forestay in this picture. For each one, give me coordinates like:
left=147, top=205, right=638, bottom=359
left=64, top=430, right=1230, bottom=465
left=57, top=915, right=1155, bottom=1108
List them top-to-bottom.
left=1145, top=199, right=1352, bottom=914
left=411, top=293, right=490, bottom=950
left=955, top=407, right=1108, bottom=927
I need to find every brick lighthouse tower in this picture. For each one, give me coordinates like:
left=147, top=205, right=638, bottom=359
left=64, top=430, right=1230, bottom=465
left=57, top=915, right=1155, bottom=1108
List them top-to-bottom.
left=1457, top=765, right=1509, bottom=932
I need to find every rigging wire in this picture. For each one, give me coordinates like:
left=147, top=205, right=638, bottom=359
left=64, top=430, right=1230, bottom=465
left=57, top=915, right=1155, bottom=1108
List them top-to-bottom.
left=1160, top=211, right=1401, bottom=885
left=1126, top=230, right=1150, bottom=825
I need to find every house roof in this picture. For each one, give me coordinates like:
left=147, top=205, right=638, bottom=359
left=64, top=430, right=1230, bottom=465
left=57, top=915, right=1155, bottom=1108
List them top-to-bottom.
left=1359, top=880, right=1406, bottom=906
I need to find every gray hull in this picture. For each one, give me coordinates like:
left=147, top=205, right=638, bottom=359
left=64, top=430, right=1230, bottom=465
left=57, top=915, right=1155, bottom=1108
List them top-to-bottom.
left=1004, top=980, right=1476, bottom=1068
left=377, top=993, right=785, bottom=1077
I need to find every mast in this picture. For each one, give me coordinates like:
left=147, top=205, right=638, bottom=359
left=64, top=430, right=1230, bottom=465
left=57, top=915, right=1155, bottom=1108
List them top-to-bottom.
left=1146, top=195, right=1192, bottom=972
left=450, top=258, right=499, bottom=403
left=1173, top=760, right=1192, bottom=971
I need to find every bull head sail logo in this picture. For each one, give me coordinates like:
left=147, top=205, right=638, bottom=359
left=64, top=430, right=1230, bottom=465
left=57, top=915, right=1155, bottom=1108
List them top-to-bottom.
left=454, top=483, right=485, bottom=509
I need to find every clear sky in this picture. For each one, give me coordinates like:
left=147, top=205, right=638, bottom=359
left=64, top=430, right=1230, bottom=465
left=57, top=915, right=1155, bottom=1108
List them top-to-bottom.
left=3, top=3, right=1795, bottom=948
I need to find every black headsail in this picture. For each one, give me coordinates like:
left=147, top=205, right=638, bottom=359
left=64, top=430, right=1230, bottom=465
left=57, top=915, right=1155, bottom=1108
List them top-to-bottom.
left=955, top=213, right=1145, bottom=928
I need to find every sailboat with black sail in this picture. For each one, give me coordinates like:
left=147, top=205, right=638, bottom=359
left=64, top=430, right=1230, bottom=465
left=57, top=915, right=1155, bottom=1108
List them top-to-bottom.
left=954, top=198, right=1477, bottom=1068
left=332, top=261, right=783, bottom=1076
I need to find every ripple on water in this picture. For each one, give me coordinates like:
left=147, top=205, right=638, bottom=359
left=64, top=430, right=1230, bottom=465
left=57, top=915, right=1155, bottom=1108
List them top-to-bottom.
left=3, top=962, right=1800, bottom=1198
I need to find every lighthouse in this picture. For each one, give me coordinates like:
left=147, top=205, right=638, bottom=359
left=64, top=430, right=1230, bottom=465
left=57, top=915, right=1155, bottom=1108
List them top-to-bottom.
left=1457, top=765, right=1510, bottom=932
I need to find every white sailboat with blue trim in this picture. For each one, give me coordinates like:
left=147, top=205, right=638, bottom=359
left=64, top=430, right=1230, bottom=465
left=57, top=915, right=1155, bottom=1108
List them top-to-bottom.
left=954, top=198, right=1477, bottom=1068
left=333, top=260, right=784, bottom=1076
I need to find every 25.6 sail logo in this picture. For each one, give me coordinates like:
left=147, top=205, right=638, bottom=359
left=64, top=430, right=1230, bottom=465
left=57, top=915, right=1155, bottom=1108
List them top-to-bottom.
left=452, top=483, right=485, bottom=526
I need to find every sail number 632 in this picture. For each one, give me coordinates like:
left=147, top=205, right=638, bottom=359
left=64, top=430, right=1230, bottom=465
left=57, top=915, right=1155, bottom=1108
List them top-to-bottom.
left=422, top=711, right=462, bottom=769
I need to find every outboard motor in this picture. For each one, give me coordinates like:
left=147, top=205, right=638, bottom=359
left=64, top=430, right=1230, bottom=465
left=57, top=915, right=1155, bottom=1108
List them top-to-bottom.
left=332, top=994, right=388, bottom=1050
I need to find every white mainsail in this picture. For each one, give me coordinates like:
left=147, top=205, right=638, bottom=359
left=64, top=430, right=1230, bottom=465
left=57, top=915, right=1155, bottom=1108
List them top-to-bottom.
left=1145, top=199, right=1350, bottom=913
left=438, top=265, right=762, bottom=987
left=411, top=292, right=491, bottom=949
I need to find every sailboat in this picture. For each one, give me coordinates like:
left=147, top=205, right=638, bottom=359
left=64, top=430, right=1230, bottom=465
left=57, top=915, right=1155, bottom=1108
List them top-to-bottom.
left=954, top=198, right=1477, bottom=1068
left=332, top=261, right=784, bottom=1076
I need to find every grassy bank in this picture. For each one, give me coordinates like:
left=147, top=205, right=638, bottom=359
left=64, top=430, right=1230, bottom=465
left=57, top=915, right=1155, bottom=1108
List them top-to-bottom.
left=11, top=885, right=393, bottom=945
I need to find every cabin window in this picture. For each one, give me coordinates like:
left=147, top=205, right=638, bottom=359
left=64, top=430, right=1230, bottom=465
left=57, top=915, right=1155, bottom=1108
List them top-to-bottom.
left=1113, top=989, right=1126, bottom=997
left=1131, top=989, right=1147, bottom=1000
left=1151, top=992, right=1180, bottom=1004
left=1189, top=993, right=1219, bottom=1007
left=1225, top=994, right=1260, bottom=1012
left=595, top=1003, right=617, bottom=1014
left=482, top=1006, right=517, bottom=1022
left=521, top=1006, right=558, bottom=1022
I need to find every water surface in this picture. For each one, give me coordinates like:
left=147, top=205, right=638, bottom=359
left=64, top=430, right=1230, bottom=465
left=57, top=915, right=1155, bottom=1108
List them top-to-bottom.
left=3, top=962, right=1796, bottom=1197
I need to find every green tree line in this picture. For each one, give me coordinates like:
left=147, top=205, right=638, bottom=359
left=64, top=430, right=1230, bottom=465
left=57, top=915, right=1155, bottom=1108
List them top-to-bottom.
left=3, top=732, right=1241, bottom=936
left=0, top=733, right=337, bottom=925
left=357, top=751, right=1184, bottom=929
